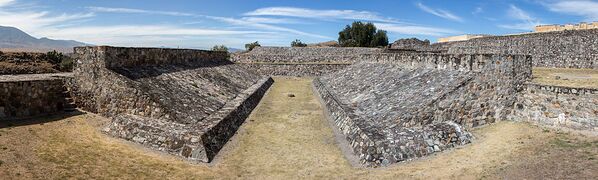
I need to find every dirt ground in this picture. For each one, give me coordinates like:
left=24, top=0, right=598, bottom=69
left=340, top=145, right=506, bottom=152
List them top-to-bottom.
left=532, top=67, right=598, bottom=88
left=0, top=77, right=596, bottom=179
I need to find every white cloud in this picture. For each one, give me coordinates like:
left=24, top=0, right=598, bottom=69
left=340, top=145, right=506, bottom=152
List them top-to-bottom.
left=0, top=0, right=14, bottom=7
left=545, top=0, right=598, bottom=21
left=416, top=3, right=464, bottom=22
left=498, top=5, right=542, bottom=31
left=83, top=6, right=330, bottom=40
left=87, top=6, right=195, bottom=17
left=244, top=7, right=399, bottom=23
left=473, top=7, right=483, bottom=15
left=202, top=15, right=331, bottom=39
left=240, top=17, right=305, bottom=24
left=375, top=23, right=459, bottom=36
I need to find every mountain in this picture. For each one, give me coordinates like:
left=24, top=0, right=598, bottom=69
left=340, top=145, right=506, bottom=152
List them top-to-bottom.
left=0, top=26, right=88, bottom=53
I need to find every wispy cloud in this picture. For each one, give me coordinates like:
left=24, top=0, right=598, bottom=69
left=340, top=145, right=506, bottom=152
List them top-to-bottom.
left=0, top=0, right=14, bottom=7
left=545, top=0, right=598, bottom=21
left=0, top=1, right=94, bottom=36
left=416, top=3, right=464, bottom=22
left=498, top=5, right=542, bottom=31
left=84, top=6, right=330, bottom=39
left=87, top=6, right=195, bottom=17
left=244, top=7, right=399, bottom=23
left=472, top=7, right=483, bottom=15
left=202, top=15, right=331, bottom=39
left=240, top=17, right=306, bottom=24
left=375, top=23, right=459, bottom=36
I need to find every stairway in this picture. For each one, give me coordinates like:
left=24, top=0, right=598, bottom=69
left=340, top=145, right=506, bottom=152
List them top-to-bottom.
left=61, top=85, right=77, bottom=112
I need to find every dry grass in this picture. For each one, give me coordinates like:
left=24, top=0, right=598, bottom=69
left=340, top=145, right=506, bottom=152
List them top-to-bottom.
left=532, top=67, right=598, bottom=88
left=0, top=77, right=596, bottom=179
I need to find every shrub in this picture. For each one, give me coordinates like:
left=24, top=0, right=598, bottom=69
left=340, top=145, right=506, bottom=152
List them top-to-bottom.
left=338, top=21, right=389, bottom=47
left=291, top=39, right=307, bottom=47
left=245, top=41, right=261, bottom=51
left=211, top=45, right=229, bottom=52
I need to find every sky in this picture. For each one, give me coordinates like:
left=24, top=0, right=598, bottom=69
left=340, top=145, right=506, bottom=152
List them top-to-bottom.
left=0, top=0, right=596, bottom=49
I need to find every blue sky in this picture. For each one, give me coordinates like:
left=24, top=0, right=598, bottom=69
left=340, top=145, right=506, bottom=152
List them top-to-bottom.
left=0, top=0, right=596, bottom=49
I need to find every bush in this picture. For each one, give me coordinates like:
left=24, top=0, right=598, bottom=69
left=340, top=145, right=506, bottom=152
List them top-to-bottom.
left=338, top=21, right=389, bottom=47
left=291, top=39, right=307, bottom=47
left=245, top=41, right=261, bottom=51
left=211, top=45, right=229, bottom=52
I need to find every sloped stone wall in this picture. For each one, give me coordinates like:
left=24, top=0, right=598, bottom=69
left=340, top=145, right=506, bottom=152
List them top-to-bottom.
left=443, top=29, right=598, bottom=69
left=73, top=46, right=272, bottom=163
left=313, top=53, right=531, bottom=167
left=511, top=84, right=598, bottom=132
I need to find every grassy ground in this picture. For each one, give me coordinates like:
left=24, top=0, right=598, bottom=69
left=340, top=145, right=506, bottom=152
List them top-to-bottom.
left=532, top=67, right=598, bottom=88
left=0, top=77, right=596, bottom=179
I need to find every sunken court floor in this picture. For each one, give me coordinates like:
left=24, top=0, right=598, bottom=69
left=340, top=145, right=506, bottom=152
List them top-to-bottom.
left=1, top=77, right=597, bottom=179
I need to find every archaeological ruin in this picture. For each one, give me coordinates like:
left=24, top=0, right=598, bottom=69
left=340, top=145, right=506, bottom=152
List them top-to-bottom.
left=1, top=28, right=596, bottom=168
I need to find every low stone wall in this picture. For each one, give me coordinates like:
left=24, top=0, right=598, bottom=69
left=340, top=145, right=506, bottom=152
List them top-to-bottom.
left=87, top=46, right=228, bottom=68
left=238, top=63, right=349, bottom=76
left=0, top=73, right=73, bottom=120
left=104, top=77, right=274, bottom=162
left=511, top=84, right=598, bottom=132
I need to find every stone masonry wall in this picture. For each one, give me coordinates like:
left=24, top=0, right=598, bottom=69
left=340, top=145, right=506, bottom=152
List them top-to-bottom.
left=443, top=29, right=598, bottom=69
left=73, top=46, right=271, bottom=163
left=231, top=46, right=383, bottom=63
left=313, top=53, right=531, bottom=167
left=238, top=63, right=349, bottom=77
left=0, top=73, right=72, bottom=120
left=104, top=77, right=274, bottom=162
left=511, top=84, right=598, bottom=132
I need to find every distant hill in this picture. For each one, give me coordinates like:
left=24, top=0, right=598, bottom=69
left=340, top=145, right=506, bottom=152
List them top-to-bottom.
left=0, top=25, right=88, bottom=53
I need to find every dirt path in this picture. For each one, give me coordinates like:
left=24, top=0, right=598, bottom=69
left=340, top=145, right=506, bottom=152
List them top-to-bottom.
left=0, top=77, right=596, bottom=179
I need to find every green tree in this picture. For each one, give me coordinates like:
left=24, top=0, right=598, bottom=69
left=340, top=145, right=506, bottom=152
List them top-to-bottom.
left=338, top=21, right=389, bottom=47
left=291, top=39, right=307, bottom=47
left=245, top=41, right=261, bottom=51
left=211, top=45, right=229, bottom=52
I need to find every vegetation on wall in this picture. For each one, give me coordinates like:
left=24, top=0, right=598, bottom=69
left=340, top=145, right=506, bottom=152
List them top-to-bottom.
left=338, top=21, right=389, bottom=47
left=291, top=39, right=307, bottom=47
left=245, top=41, right=261, bottom=51
left=211, top=45, right=229, bottom=52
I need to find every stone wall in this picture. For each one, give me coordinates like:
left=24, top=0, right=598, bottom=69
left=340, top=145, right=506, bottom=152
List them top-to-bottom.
left=443, top=29, right=598, bottom=69
left=390, top=38, right=430, bottom=50
left=72, top=46, right=271, bottom=162
left=231, top=46, right=382, bottom=63
left=313, top=53, right=532, bottom=167
left=238, top=63, right=349, bottom=77
left=0, top=73, right=73, bottom=120
left=104, top=77, right=274, bottom=162
left=511, top=84, right=598, bottom=132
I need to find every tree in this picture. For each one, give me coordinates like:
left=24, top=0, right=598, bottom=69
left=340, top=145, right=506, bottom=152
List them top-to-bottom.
left=338, top=21, right=389, bottom=47
left=291, top=39, right=307, bottom=47
left=245, top=41, right=261, bottom=51
left=211, top=45, right=229, bottom=52
left=46, top=50, right=63, bottom=64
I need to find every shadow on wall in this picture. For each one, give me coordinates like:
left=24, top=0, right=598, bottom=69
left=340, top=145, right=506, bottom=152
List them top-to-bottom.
left=110, top=60, right=234, bottom=80
left=0, top=111, right=84, bottom=129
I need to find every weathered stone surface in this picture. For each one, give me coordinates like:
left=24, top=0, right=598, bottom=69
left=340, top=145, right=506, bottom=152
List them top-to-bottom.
left=441, top=29, right=598, bottom=69
left=390, top=38, right=431, bottom=51
left=72, top=46, right=273, bottom=162
left=231, top=46, right=383, bottom=63
left=313, top=53, right=531, bottom=167
left=237, top=63, right=349, bottom=77
left=0, top=73, right=73, bottom=120
left=510, top=84, right=598, bottom=131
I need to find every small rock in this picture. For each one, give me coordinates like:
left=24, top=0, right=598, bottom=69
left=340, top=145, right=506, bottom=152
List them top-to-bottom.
left=287, top=93, right=295, bottom=97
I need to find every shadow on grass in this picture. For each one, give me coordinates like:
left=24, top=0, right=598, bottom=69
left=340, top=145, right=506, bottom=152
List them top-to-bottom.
left=0, top=111, right=85, bottom=129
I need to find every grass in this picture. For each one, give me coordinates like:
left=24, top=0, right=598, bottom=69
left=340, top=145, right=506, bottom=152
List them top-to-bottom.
left=532, top=67, right=598, bottom=88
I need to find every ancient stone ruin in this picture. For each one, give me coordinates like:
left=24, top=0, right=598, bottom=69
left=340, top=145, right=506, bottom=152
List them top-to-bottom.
left=1, top=28, right=596, bottom=168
